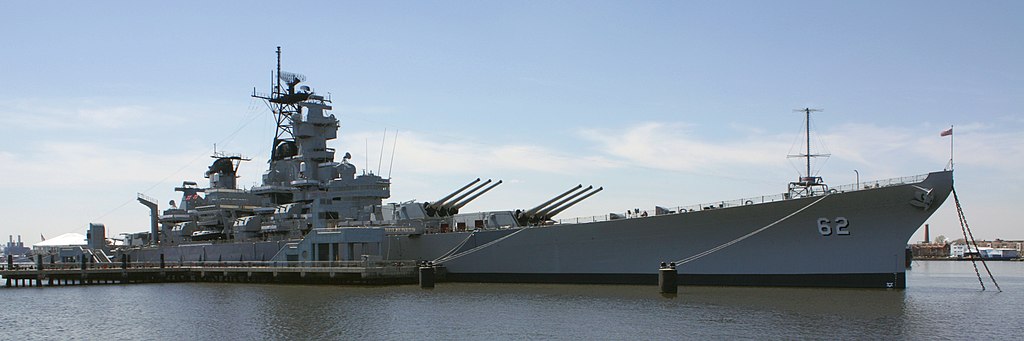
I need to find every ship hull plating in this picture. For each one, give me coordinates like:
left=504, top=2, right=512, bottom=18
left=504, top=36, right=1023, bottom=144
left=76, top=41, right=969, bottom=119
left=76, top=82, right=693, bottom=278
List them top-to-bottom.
left=125, top=171, right=950, bottom=289
left=384, top=171, right=952, bottom=288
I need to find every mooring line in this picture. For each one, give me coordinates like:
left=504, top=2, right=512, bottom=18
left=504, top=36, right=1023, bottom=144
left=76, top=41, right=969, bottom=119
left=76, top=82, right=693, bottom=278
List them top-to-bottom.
left=953, top=185, right=1001, bottom=292
left=674, top=193, right=832, bottom=266
left=435, top=228, right=527, bottom=264
left=432, top=230, right=477, bottom=263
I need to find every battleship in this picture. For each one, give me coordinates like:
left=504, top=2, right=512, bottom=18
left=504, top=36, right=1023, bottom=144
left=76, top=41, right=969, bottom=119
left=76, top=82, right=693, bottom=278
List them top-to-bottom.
left=111, top=48, right=951, bottom=288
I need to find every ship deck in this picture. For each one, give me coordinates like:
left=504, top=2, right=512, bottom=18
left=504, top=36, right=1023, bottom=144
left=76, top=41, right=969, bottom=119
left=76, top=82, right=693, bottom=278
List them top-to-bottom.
left=555, top=173, right=932, bottom=224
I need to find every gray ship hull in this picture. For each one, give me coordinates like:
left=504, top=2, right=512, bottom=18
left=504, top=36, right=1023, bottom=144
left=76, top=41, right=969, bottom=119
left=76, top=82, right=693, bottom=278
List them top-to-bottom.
left=124, top=171, right=950, bottom=288
left=384, top=171, right=952, bottom=288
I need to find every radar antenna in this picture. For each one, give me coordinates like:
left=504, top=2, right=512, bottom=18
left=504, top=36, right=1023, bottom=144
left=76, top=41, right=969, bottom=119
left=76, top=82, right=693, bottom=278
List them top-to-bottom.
left=252, top=46, right=326, bottom=162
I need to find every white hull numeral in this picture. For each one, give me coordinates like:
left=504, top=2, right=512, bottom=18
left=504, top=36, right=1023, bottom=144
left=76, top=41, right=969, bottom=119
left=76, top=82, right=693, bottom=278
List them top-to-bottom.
left=818, top=217, right=850, bottom=236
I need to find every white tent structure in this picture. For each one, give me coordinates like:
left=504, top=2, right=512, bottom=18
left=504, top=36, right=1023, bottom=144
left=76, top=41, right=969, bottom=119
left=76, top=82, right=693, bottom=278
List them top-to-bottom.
left=32, top=233, right=87, bottom=255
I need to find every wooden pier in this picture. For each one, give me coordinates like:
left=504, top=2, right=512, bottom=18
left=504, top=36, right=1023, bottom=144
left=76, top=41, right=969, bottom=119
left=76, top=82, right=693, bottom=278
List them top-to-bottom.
left=1, top=260, right=425, bottom=288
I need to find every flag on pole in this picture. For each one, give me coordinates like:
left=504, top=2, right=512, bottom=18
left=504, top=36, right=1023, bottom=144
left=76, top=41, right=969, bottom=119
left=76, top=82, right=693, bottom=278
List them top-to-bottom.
left=940, top=128, right=953, bottom=137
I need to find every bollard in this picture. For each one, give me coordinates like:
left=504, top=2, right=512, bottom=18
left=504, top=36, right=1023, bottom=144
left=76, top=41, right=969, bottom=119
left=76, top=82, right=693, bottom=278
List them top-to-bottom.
left=160, top=254, right=166, bottom=269
left=419, top=261, right=435, bottom=289
left=659, top=262, right=678, bottom=294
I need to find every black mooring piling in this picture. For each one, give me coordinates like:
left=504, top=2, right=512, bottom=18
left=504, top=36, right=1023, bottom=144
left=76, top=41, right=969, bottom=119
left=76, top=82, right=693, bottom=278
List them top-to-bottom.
left=905, top=247, right=913, bottom=269
left=419, top=261, right=435, bottom=289
left=659, top=262, right=678, bottom=294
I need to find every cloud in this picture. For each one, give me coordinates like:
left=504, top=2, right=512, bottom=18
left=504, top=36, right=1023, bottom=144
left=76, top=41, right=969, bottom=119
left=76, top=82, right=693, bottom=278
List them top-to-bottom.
left=2, top=99, right=184, bottom=131
left=576, top=120, right=1023, bottom=182
left=578, top=122, right=789, bottom=174
left=337, top=131, right=616, bottom=176
left=0, top=141, right=208, bottom=189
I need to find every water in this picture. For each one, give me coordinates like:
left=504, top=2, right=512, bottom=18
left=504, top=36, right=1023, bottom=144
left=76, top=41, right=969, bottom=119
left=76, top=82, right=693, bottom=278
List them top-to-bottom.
left=2, top=261, right=1021, bottom=340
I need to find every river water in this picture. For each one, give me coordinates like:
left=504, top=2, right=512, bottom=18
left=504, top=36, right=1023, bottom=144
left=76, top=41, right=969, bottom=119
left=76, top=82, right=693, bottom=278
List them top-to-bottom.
left=2, top=261, right=1021, bottom=340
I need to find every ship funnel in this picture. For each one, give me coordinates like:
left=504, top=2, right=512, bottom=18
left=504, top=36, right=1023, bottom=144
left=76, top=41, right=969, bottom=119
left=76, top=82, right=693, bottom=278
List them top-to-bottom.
left=425, top=178, right=480, bottom=217
left=447, top=180, right=503, bottom=215
left=542, top=187, right=603, bottom=221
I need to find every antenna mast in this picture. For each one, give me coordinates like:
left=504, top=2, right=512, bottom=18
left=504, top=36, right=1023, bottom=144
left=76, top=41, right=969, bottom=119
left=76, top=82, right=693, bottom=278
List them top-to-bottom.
left=252, top=46, right=312, bottom=162
left=276, top=46, right=282, bottom=95
left=786, top=108, right=831, bottom=198
left=790, top=108, right=828, bottom=179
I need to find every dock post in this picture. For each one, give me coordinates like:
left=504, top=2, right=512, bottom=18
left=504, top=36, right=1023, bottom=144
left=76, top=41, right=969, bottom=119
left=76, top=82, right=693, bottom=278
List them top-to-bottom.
left=905, top=247, right=913, bottom=269
left=6, top=254, right=11, bottom=269
left=36, top=254, right=44, bottom=287
left=121, top=254, right=127, bottom=270
left=160, top=254, right=165, bottom=269
left=419, top=261, right=435, bottom=289
left=658, top=262, right=678, bottom=294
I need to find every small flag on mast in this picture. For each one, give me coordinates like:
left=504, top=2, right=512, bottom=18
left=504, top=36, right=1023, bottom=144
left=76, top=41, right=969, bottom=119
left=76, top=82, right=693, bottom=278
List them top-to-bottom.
left=940, top=128, right=953, bottom=137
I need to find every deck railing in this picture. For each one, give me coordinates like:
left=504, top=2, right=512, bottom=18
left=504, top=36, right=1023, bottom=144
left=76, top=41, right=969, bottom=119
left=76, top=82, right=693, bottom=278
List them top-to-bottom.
left=555, top=173, right=931, bottom=225
left=1, top=260, right=418, bottom=272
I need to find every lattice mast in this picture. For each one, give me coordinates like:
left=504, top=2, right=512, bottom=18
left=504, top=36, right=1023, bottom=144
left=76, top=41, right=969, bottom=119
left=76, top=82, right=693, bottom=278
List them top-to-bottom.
left=252, top=46, right=308, bottom=162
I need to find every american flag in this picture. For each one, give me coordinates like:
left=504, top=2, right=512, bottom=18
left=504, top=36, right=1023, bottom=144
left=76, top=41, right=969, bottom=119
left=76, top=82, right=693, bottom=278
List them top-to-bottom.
left=940, top=128, right=953, bottom=137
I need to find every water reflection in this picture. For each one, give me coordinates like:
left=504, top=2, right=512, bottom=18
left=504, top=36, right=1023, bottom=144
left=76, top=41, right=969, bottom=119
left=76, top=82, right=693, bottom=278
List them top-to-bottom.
left=3, top=261, right=1022, bottom=339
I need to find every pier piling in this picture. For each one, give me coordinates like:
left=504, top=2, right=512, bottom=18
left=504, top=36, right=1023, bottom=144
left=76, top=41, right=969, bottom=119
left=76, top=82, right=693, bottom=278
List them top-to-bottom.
left=419, top=262, right=435, bottom=289
left=658, top=262, right=678, bottom=294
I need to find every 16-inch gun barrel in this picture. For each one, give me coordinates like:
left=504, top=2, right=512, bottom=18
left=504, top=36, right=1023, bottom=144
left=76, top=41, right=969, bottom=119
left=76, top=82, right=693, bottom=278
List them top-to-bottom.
left=425, top=178, right=481, bottom=216
left=438, top=179, right=493, bottom=215
left=447, top=180, right=503, bottom=215
left=522, top=184, right=583, bottom=218
left=534, top=185, right=593, bottom=219
left=542, top=187, right=603, bottom=220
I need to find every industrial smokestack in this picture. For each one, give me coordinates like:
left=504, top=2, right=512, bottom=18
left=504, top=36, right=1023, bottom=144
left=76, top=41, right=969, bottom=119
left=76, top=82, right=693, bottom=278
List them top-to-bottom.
left=924, top=224, right=930, bottom=244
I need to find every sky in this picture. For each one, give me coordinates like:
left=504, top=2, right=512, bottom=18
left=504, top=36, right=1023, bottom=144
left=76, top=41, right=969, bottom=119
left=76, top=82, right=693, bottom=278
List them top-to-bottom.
left=1, top=1, right=1021, bottom=245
